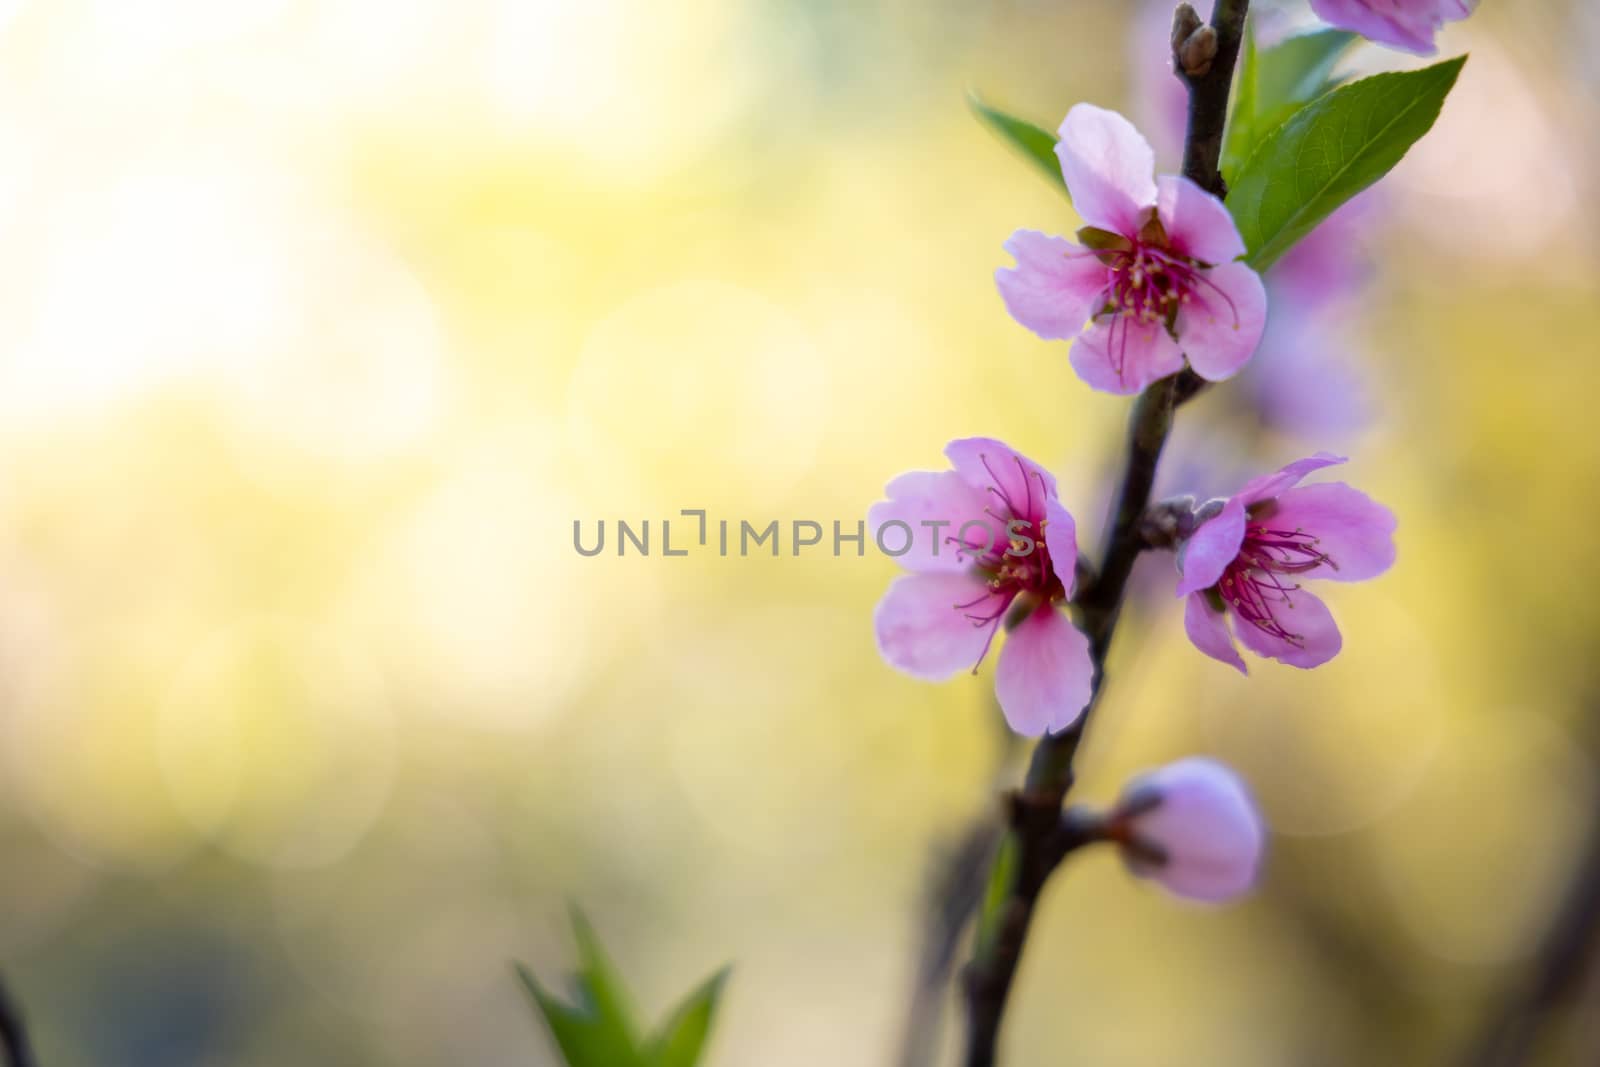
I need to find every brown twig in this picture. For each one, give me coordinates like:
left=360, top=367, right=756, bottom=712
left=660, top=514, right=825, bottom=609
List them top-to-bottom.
left=958, top=4, right=1250, bottom=1064
left=1460, top=799, right=1600, bottom=1067
left=897, top=814, right=1005, bottom=1067
left=0, top=974, right=37, bottom=1067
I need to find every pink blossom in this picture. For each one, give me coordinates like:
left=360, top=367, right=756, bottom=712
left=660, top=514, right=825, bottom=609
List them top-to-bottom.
left=1310, top=0, right=1476, bottom=55
left=997, top=105, right=1267, bottom=395
left=1242, top=303, right=1372, bottom=439
left=871, top=438, right=1092, bottom=736
left=1175, top=453, right=1396, bottom=671
left=1114, top=757, right=1265, bottom=904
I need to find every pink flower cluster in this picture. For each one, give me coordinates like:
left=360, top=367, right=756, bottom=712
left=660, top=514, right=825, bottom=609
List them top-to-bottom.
left=867, top=76, right=1426, bottom=899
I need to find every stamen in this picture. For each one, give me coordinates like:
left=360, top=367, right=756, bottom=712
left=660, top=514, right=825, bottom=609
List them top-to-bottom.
left=978, top=452, right=1020, bottom=515
left=1216, top=524, right=1338, bottom=645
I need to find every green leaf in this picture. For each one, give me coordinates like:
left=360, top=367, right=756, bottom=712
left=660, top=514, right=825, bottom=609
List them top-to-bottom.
left=1224, top=17, right=1261, bottom=181
left=1223, top=28, right=1357, bottom=178
left=1228, top=55, right=1465, bottom=273
left=967, top=91, right=1069, bottom=199
left=972, top=833, right=1019, bottom=962
left=569, top=905, right=642, bottom=1047
left=517, top=910, right=734, bottom=1067
left=516, top=962, right=645, bottom=1067
left=644, top=967, right=731, bottom=1067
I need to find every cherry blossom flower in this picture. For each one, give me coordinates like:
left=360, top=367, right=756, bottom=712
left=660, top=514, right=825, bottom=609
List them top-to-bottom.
left=1310, top=0, right=1476, bottom=55
left=996, top=104, right=1267, bottom=395
left=871, top=438, right=1092, bottom=736
left=1176, top=453, right=1397, bottom=671
left=1112, top=757, right=1265, bottom=904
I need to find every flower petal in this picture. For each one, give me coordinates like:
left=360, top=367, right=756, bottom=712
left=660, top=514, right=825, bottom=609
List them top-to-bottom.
left=1309, top=0, right=1442, bottom=54
left=1055, top=104, right=1158, bottom=235
left=1156, top=175, right=1245, bottom=263
left=995, top=230, right=1109, bottom=342
left=1176, top=261, right=1268, bottom=382
left=1245, top=309, right=1373, bottom=437
left=1069, top=315, right=1186, bottom=396
left=944, top=437, right=1058, bottom=519
left=1234, top=452, right=1347, bottom=506
left=868, top=470, right=997, bottom=574
left=1261, top=482, right=1397, bottom=582
left=1043, top=496, right=1079, bottom=597
left=1176, top=497, right=1247, bottom=596
left=875, top=573, right=1003, bottom=680
left=1231, top=586, right=1343, bottom=668
left=1184, top=592, right=1248, bottom=674
left=994, top=605, right=1094, bottom=737
left=1123, top=757, right=1265, bottom=904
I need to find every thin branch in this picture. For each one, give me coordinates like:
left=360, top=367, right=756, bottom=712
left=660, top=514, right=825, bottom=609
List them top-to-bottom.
left=958, top=3, right=1250, bottom=1064
left=1460, top=807, right=1600, bottom=1067
left=897, top=814, right=1004, bottom=1067
left=0, top=974, right=37, bottom=1067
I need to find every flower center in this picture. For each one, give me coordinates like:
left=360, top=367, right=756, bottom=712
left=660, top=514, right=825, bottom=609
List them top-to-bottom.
left=1072, top=216, right=1244, bottom=386
left=1106, top=243, right=1194, bottom=328
left=946, top=453, right=1066, bottom=669
left=1216, top=524, right=1334, bottom=645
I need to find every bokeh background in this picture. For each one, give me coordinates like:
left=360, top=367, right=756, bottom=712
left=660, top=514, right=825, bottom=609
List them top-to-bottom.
left=0, top=0, right=1597, bottom=1063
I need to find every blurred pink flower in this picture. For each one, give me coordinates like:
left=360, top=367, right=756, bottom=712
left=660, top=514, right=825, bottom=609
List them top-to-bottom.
left=1310, top=0, right=1475, bottom=55
left=996, top=105, right=1267, bottom=395
left=1265, top=193, right=1377, bottom=312
left=1243, top=305, right=1373, bottom=438
left=871, top=438, right=1092, bottom=736
left=1176, top=453, right=1397, bottom=671
left=1114, top=756, right=1265, bottom=904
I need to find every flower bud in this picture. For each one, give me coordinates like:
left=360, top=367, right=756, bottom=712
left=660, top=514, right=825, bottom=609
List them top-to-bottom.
left=1112, top=757, right=1264, bottom=904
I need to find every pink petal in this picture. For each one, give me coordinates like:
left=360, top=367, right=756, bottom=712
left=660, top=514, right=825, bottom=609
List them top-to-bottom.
left=1309, top=0, right=1442, bottom=54
left=1055, top=104, right=1158, bottom=235
left=1156, top=175, right=1245, bottom=264
left=1267, top=194, right=1377, bottom=312
left=995, top=230, right=1109, bottom=342
left=1176, top=261, right=1267, bottom=383
left=1245, top=308, right=1373, bottom=436
left=1069, top=315, right=1186, bottom=396
left=944, top=437, right=1058, bottom=520
left=1234, top=452, right=1347, bottom=507
left=868, top=470, right=996, bottom=574
left=1262, top=482, right=1397, bottom=582
left=1043, top=497, right=1079, bottom=598
left=1176, top=497, right=1247, bottom=596
left=875, top=573, right=1003, bottom=681
left=1231, top=586, right=1343, bottom=668
left=1184, top=592, right=1248, bottom=674
left=994, top=605, right=1094, bottom=737
left=1123, top=757, right=1265, bottom=904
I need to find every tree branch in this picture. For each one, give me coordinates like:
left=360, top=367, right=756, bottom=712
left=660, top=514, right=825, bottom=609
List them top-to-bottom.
left=958, top=4, right=1250, bottom=1064
left=1460, top=759, right=1600, bottom=1066
left=897, top=814, right=1004, bottom=1067
left=0, top=974, right=37, bottom=1067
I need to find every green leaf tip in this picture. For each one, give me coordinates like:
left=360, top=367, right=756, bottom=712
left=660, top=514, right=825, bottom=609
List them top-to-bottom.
left=1228, top=54, right=1466, bottom=273
left=967, top=90, right=1070, bottom=200
left=516, top=912, right=733, bottom=1067
left=644, top=965, right=732, bottom=1067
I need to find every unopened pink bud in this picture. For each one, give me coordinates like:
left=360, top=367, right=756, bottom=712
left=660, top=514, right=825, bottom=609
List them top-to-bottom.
left=1115, top=757, right=1264, bottom=904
